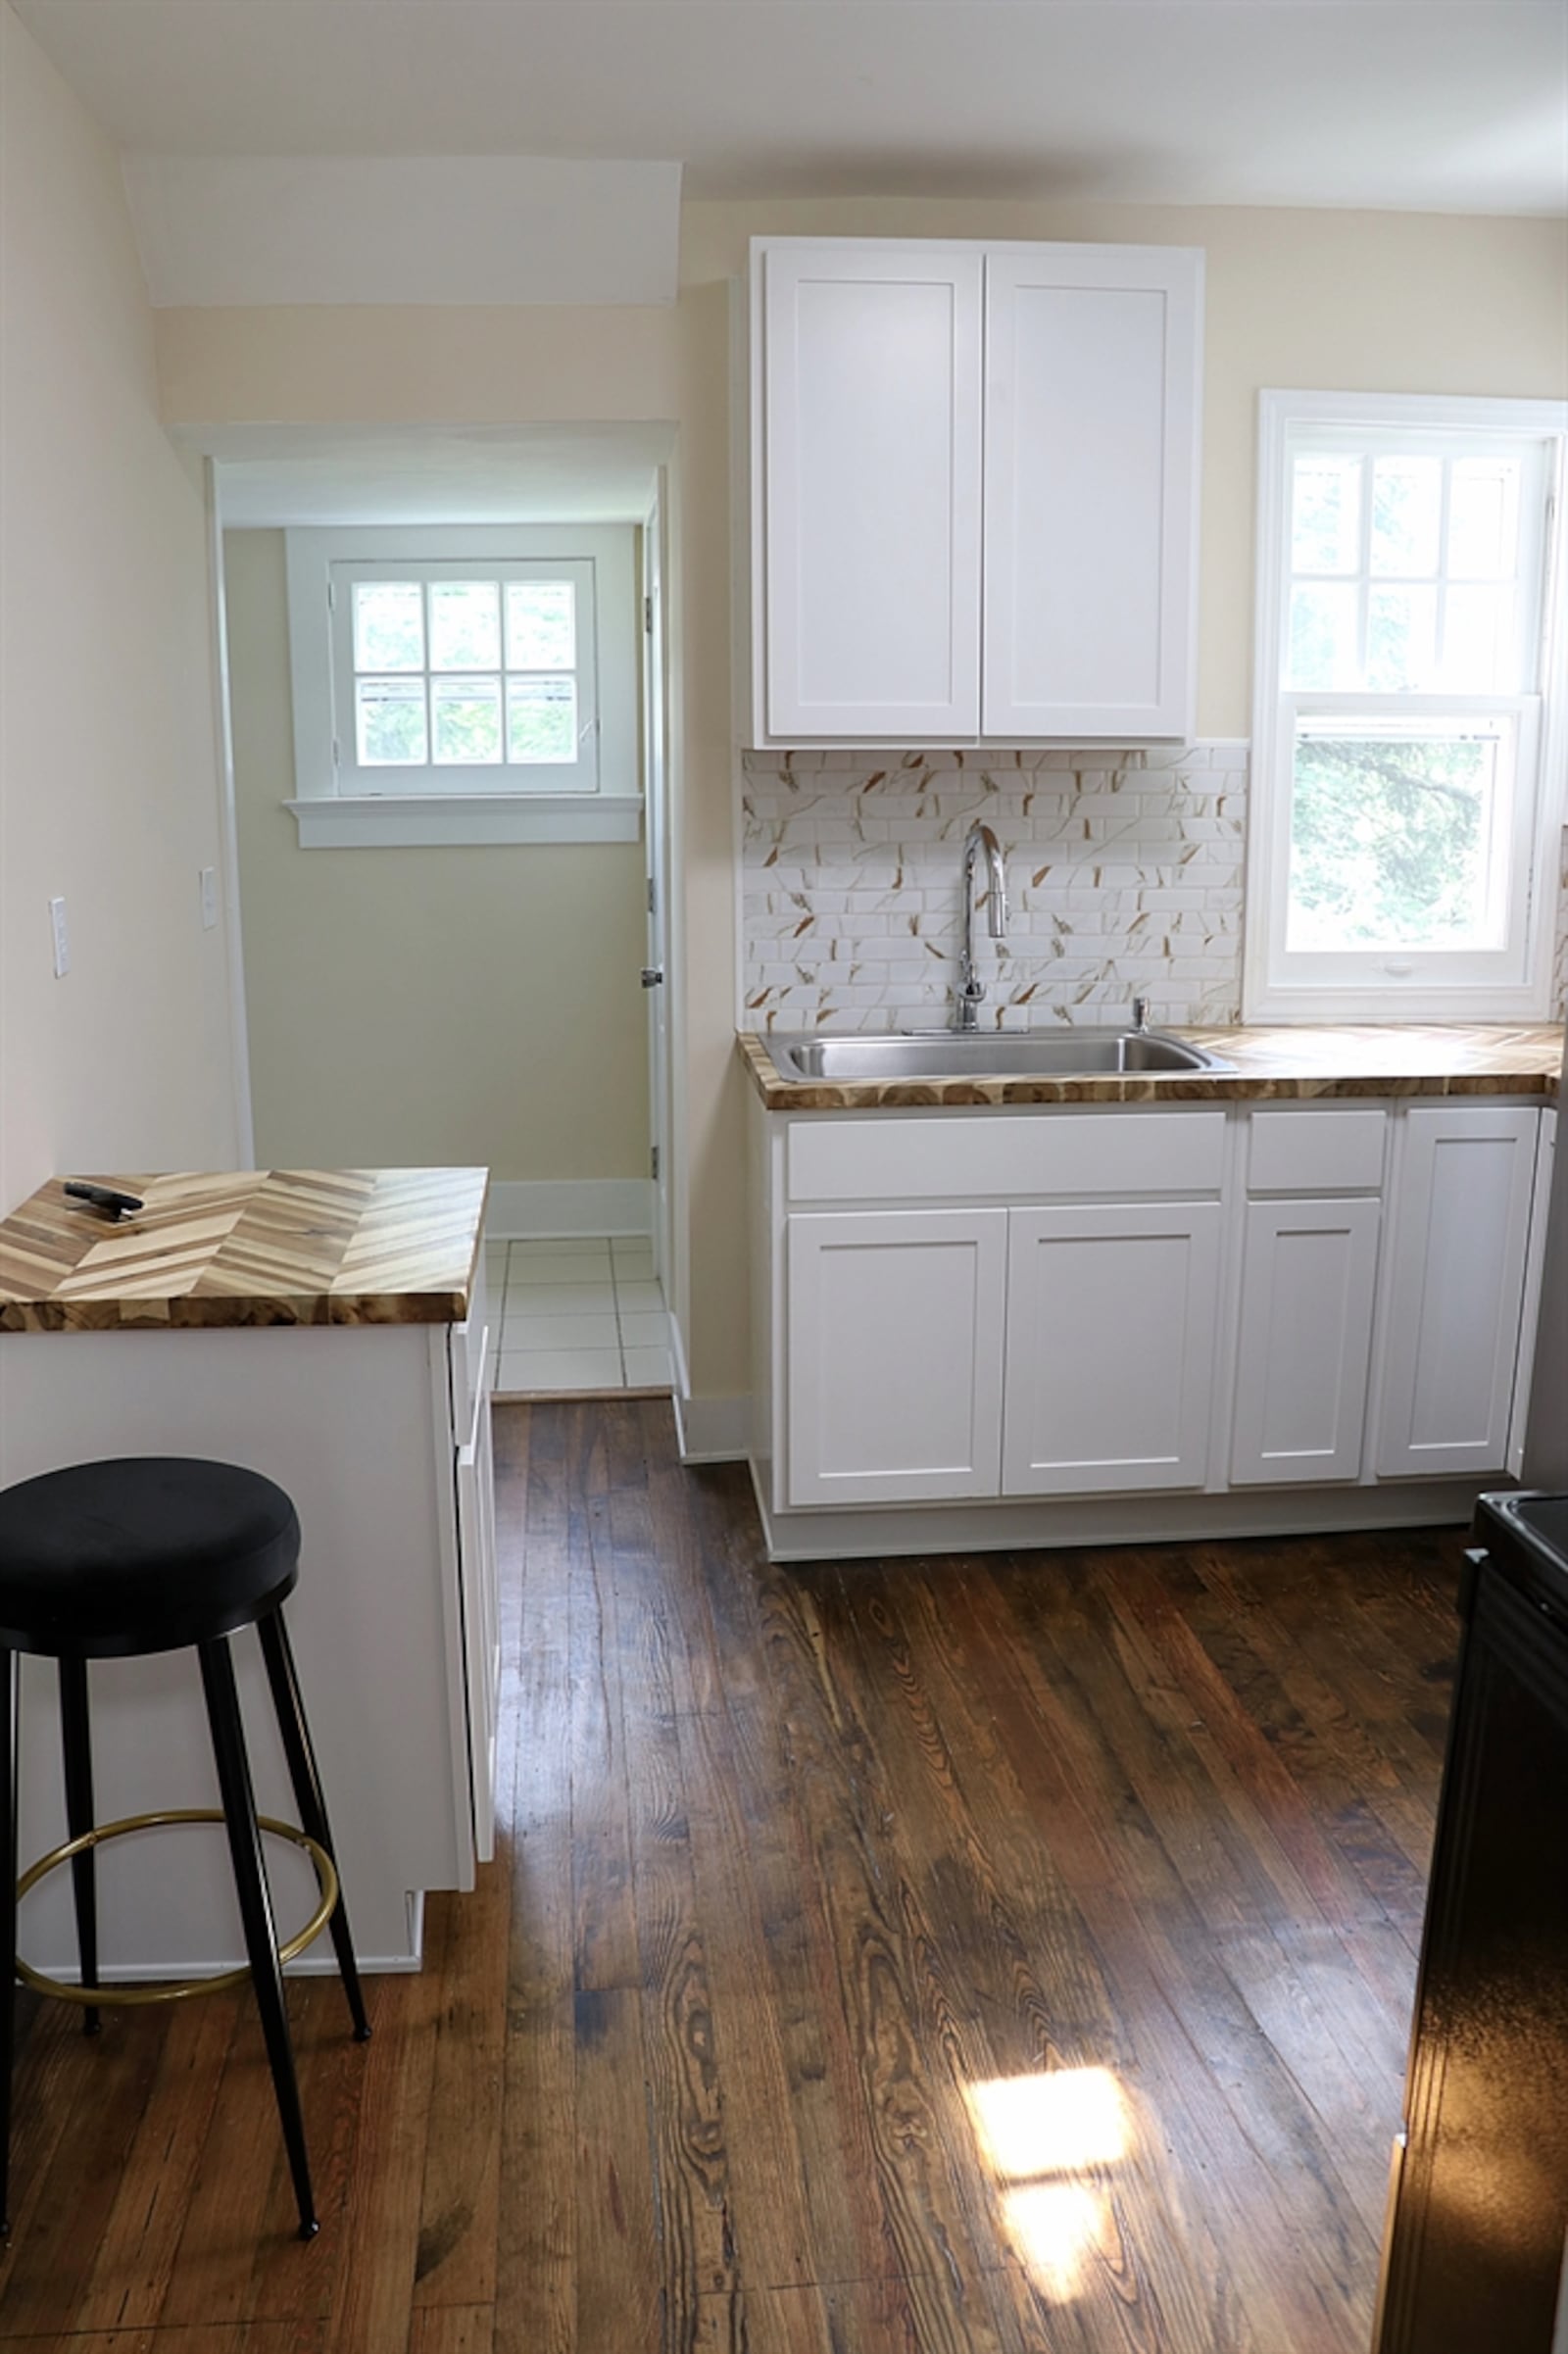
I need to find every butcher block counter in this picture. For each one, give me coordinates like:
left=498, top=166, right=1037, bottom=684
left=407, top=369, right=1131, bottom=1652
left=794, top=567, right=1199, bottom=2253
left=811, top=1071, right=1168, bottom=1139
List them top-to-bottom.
left=738, top=1022, right=1564, bottom=1111
left=0, top=1168, right=497, bottom=1983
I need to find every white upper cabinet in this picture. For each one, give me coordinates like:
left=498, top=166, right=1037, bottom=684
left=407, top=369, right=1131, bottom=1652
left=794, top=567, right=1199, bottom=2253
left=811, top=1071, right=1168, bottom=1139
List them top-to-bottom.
left=747, top=236, right=1203, bottom=747
left=756, top=241, right=984, bottom=740
left=982, top=247, right=1202, bottom=740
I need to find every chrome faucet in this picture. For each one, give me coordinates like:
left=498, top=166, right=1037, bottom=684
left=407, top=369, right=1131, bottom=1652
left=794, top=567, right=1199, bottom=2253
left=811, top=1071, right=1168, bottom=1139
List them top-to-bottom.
left=956, top=821, right=1008, bottom=1030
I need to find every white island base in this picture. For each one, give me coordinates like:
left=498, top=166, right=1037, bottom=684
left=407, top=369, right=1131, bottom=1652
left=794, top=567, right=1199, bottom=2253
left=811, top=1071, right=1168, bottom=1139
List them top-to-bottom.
left=0, top=1317, right=497, bottom=1983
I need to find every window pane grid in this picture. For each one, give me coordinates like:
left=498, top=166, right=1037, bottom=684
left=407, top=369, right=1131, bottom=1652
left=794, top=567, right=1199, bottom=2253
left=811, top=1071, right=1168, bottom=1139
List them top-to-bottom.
left=1287, top=448, right=1533, bottom=695
left=345, top=572, right=583, bottom=776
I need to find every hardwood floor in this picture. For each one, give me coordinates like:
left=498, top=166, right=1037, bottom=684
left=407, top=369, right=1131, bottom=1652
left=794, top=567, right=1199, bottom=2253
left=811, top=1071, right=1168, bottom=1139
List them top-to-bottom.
left=0, top=1399, right=1461, bottom=2352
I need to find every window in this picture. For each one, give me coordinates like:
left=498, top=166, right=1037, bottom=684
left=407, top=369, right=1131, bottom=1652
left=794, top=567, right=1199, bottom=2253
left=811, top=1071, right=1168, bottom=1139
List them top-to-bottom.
left=1246, top=392, right=1566, bottom=1021
left=283, top=526, right=641, bottom=846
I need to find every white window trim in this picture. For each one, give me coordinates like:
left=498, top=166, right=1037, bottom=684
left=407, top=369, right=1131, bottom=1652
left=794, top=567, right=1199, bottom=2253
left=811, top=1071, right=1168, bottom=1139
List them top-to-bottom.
left=1244, top=390, right=1568, bottom=1024
left=284, top=523, right=642, bottom=847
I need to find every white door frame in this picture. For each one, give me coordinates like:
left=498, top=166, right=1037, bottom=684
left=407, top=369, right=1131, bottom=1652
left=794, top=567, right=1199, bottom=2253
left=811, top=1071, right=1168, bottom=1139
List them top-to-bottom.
left=642, top=479, right=674, bottom=1287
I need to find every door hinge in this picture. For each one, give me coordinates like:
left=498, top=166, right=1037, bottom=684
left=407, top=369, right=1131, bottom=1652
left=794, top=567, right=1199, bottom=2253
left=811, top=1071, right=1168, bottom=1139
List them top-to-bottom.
left=327, top=580, right=336, bottom=612
left=644, top=594, right=654, bottom=634
left=331, top=737, right=340, bottom=770
left=647, top=877, right=657, bottom=915
left=650, top=1144, right=661, bottom=1181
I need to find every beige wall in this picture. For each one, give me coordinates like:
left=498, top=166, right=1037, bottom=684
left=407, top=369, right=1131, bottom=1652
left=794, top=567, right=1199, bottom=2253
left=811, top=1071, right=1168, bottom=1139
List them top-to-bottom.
left=0, top=3, right=239, bottom=1216
left=155, top=199, right=1568, bottom=1402
left=223, top=529, right=650, bottom=1181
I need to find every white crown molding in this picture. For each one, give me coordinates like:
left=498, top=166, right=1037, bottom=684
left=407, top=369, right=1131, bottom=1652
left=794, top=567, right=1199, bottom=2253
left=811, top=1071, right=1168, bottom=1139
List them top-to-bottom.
left=122, top=154, right=682, bottom=308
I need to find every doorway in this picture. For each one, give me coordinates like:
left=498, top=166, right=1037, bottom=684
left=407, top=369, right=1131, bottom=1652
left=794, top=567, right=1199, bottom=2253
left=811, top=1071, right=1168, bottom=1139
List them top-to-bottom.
left=195, top=422, right=680, bottom=1393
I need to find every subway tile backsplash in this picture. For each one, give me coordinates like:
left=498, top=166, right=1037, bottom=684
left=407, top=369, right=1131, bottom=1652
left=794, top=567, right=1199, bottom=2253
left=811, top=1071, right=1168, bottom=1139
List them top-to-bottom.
left=741, top=744, right=1250, bottom=1031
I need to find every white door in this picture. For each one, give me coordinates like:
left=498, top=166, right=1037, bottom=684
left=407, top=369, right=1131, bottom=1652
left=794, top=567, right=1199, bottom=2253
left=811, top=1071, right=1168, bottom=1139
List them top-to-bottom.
left=758, top=239, right=983, bottom=739
left=982, top=245, right=1202, bottom=739
left=641, top=484, right=672, bottom=1285
left=1376, top=1106, right=1543, bottom=1478
left=1230, top=1200, right=1382, bottom=1485
left=1002, top=1202, right=1222, bottom=1494
left=786, top=1208, right=1006, bottom=1505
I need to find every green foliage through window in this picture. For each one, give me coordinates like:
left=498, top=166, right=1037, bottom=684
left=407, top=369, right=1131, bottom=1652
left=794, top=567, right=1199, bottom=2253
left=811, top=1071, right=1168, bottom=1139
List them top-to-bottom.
left=1288, top=730, right=1500, bottom=951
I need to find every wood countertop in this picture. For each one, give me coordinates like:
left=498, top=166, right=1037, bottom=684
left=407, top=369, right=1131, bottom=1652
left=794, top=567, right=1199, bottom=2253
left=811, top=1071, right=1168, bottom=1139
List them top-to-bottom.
left=737, top=1023, right=1564, bottom=1110
left=0, top=1167, right=489, bottom=1334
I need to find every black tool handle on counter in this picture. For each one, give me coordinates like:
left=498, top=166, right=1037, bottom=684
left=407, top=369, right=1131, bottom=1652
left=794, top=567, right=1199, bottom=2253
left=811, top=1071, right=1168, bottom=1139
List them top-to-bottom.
left=63, top=1181, right=144, bottom=1219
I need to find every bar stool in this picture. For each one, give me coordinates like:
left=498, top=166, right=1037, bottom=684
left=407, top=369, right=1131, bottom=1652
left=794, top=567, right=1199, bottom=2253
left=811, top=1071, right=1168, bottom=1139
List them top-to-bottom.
left=0, top=1456, right=370, bottom=2240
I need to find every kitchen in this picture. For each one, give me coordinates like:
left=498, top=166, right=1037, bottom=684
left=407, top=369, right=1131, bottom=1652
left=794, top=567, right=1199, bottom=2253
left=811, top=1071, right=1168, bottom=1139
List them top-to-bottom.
left=1, top=2, right=1566, bottom=2347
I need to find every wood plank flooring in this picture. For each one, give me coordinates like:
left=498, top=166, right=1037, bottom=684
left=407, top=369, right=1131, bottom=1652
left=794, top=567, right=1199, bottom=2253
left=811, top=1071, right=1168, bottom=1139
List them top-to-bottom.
left=0, top=1399, right=1460, bottom=2352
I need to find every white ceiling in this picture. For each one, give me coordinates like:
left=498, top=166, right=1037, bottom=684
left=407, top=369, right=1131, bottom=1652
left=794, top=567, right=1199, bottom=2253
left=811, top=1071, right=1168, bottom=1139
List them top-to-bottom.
left=16, top=0, right=1568, bottom=218
left=186, top=425, right=673, bottom=525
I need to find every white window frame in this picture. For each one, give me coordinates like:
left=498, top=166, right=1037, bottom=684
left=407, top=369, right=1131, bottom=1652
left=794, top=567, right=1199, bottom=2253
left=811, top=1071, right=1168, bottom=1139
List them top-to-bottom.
left=1245, top=391, right=1567, bottom=1023
left=284, top=524, right=642, bottom=846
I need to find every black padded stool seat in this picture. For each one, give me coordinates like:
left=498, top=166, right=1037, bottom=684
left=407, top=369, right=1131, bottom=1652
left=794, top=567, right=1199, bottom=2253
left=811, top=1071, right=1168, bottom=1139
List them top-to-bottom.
left=0, top=1455, right=369, bottom=2243
left=0, top=1458, right=300, bottom=1658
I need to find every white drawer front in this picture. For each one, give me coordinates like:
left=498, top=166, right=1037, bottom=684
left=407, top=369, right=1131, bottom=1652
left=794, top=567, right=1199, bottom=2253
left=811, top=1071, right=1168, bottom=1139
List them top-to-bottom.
left=1247, top=1108, right=1388, bottom=1195
left=786, top=1110, right=1226, bottom=1203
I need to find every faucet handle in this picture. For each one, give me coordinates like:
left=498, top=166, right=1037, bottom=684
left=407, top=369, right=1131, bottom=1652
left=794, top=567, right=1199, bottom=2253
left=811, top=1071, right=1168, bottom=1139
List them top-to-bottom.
left=1131, top=995, right=1151, bottom=1033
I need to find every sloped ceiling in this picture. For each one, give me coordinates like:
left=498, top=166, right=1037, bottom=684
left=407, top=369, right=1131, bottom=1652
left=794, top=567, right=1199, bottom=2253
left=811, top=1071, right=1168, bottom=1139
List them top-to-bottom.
left=16, top=0, right=1568, bottom=217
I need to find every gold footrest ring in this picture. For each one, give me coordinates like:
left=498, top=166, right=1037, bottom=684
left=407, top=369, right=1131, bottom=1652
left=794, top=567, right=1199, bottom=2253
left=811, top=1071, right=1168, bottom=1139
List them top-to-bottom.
left=15, top=1808, right=340, bottom=2008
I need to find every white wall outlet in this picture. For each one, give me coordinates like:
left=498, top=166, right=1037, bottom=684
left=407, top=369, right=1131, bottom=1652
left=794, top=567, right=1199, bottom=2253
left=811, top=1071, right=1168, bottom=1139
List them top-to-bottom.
left=199, top=866, right=219, bottom=930
left=48, top=896, right=69, bottom=978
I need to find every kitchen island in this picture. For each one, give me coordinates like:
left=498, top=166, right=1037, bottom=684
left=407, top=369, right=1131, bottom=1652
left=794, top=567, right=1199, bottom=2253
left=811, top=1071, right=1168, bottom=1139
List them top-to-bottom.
left=0, top=1167, right=496, bottom=1979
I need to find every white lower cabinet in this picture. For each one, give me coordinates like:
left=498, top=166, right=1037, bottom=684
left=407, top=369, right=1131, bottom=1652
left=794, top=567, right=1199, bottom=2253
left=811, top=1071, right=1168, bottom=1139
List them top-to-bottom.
left=759, top=1097, right=1549, bottom=1541
left=1376, top=1105, right=1543, bottom=1478
left=1230, top=1199, right=1382, bottom=1485
left=1002, top=1203, right=1222, bottom=1494
left=786, top=1208, right=1007, bottom=1504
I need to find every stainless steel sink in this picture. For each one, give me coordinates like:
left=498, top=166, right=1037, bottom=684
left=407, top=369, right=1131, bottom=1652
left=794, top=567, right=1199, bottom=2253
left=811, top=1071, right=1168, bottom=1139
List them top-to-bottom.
left=764, top=1027, right=1233, bottom=1082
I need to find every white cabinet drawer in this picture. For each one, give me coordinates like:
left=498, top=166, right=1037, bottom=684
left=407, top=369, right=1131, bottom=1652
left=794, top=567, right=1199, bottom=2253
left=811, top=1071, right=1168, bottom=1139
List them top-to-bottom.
left=1248, top=1108, right=1388, bottom=1195
left=786, top=1110, right=1226, bottom=1203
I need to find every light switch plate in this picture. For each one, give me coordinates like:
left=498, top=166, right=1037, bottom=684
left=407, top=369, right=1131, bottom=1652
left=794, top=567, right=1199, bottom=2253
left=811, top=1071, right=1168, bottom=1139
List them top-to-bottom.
left=199, top=866, right=219, bottom=929
left=48, top=896, right=69, bottom=978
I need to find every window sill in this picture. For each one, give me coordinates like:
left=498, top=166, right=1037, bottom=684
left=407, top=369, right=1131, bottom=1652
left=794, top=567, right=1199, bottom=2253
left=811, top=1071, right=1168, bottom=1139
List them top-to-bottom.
left=286, top=795, right=643, bottom=848
left=1242, top=980, right=1555, bottom=1026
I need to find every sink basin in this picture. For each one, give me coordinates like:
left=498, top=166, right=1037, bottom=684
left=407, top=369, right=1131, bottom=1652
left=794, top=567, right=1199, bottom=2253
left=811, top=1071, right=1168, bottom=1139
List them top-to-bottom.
left=764, top=1028, right=1234, bottom=1082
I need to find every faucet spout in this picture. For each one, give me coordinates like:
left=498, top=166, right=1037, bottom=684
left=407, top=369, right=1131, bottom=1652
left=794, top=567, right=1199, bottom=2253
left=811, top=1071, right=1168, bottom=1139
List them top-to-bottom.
left=956, top=821, right=1007, bottom=1031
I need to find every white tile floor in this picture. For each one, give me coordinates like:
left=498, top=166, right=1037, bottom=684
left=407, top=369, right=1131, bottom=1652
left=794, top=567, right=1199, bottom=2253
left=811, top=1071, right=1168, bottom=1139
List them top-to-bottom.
left=482, top=1235, right=674, bottom=1397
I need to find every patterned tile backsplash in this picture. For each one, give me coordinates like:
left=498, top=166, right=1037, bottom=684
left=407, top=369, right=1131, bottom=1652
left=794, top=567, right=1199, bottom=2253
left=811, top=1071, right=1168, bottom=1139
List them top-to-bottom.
left=741, top=745, right=1251, bottom=1031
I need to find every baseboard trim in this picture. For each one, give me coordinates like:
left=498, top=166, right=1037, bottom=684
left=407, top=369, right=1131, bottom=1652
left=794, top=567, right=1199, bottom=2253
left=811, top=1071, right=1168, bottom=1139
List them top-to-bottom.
left=487, top=1178, right=653, bottom=1240
left=674, top=1391, right=751, bottom=1463
left=750, top=1470, right=1495, bottom=1563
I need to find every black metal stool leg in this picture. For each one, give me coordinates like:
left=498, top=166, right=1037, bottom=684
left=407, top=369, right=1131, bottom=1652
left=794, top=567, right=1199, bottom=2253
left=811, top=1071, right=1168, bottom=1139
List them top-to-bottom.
left=257, top=1611, right=370, bottom=2042
left=197, top=1636, right=318, bottom=2240
left=0, top=1648, right=16, bottom=2236
left=57, top=1658, right=100, bottom=2036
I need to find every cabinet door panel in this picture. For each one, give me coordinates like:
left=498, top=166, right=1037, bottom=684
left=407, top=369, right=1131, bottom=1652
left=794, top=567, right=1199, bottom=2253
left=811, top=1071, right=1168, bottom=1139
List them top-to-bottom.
left=761, top=243, right=983, bottom=738
left=983, top=246, right=1201, bottom=739
left=1377, top=1108, right=1541, bottom=1478
left=1231, top=1200, right=1381, bottom=1485
left=1002, top=1202, right=1221, bottom=1495
left=786, top=1209, right=1005, bottom=1504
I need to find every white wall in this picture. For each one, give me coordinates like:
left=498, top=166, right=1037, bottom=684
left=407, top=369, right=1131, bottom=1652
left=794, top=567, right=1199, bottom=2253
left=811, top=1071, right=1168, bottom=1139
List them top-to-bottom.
left=0, top=4, right=238, bottom=1213
left=223, top=527, right=651, bottom=1182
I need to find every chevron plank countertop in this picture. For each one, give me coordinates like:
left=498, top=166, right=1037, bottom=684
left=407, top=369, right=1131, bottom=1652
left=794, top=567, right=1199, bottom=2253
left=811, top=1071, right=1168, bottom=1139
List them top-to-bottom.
left=0, top=1167, right=489, bottom=1334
